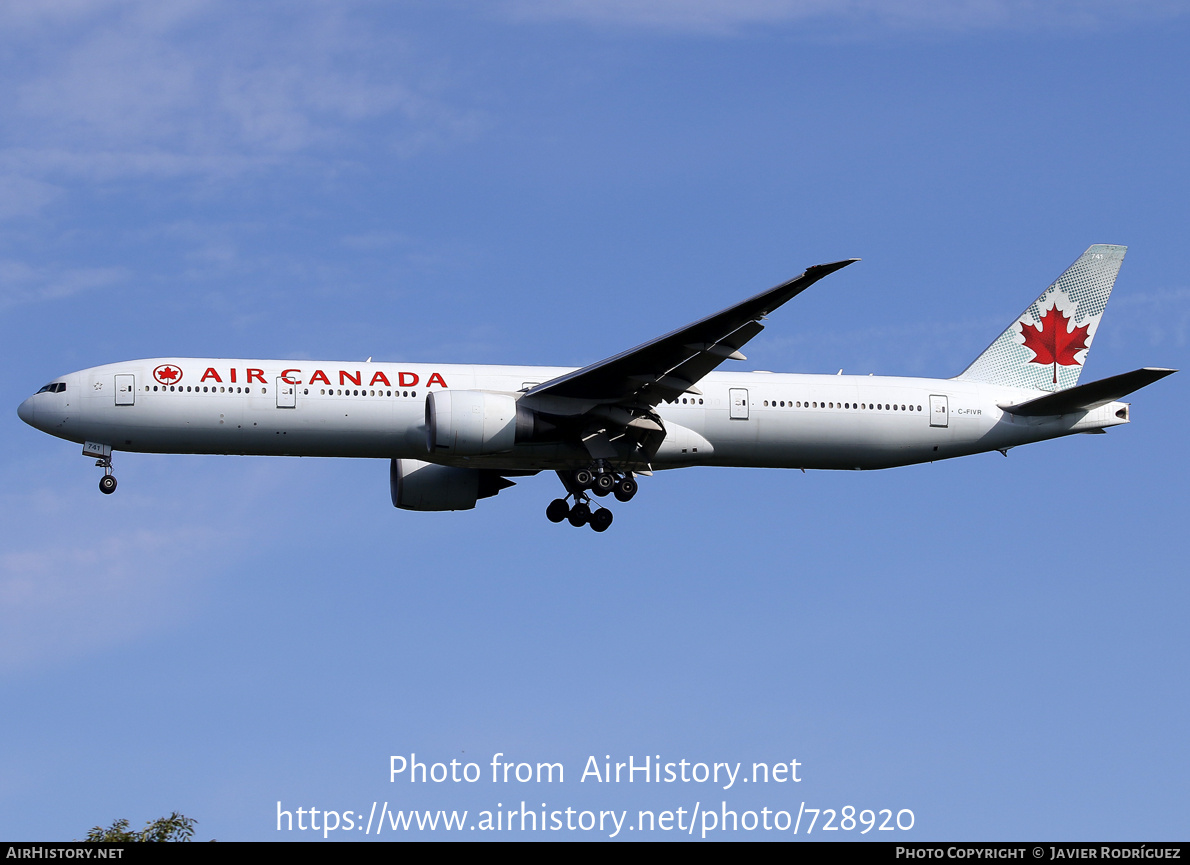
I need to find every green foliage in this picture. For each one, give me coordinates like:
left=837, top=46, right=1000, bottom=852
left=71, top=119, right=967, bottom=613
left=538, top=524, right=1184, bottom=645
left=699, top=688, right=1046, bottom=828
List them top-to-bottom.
left=83, top=812, right=198, bottom=842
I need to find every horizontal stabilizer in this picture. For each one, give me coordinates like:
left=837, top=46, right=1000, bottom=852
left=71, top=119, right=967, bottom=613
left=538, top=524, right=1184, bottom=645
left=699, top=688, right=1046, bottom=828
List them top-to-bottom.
left=999, top=367, right=1176, bottom=417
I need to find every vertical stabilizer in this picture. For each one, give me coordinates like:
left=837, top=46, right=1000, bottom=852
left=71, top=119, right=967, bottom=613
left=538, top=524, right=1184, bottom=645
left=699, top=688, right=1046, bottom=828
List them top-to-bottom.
left=956, top=244, right=1125, bottom=392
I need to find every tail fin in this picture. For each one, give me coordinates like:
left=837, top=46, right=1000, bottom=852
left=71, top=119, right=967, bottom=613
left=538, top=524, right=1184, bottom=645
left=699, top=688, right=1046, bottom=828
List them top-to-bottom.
left=956, top=244, right=1126, bottom=392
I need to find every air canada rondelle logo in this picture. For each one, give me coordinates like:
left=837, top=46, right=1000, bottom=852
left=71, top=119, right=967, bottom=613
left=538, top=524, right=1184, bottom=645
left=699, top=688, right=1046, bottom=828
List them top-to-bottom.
left=1019, top=304, right=1091, bottom=384
left=154, top=364, right=182, bottom=385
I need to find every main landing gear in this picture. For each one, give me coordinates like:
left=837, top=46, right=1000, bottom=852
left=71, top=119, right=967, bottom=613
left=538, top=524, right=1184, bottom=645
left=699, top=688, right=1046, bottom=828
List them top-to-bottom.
left=545, top=466, right=638, bottom=532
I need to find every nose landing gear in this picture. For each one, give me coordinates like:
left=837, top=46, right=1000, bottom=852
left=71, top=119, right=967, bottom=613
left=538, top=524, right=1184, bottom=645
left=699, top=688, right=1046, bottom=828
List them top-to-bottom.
left=84, top=443, right=118, bottom=495
left=95, top=456, right=117, bottom=495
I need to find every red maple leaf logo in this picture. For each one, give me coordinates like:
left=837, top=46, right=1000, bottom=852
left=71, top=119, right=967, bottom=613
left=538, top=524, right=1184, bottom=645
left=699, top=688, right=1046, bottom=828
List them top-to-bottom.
left=1019, top=304, right=1091, bottom=384
left=154, top=365, right=181, bottom=384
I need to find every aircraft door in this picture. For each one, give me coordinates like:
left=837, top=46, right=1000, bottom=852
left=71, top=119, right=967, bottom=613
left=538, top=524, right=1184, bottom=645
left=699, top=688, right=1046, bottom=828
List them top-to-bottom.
left=115, top=374, right=135, bottom=406
left=276, top=377, right=296, bottom=408
left=729, top=388, right=749, bottom=420
left=929, top=394, right=948, bottom=428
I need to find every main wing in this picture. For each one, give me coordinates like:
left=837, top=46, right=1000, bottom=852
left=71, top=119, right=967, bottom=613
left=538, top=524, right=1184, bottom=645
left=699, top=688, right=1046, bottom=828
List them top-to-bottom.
left=522, top=258, right=858, bottom=414
left=517, top=259, right=858, bottom=465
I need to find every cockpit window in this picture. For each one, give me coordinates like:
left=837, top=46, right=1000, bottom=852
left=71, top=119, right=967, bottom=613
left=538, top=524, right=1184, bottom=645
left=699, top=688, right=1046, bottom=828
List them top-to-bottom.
left=36, top=382, right=65, bottom=394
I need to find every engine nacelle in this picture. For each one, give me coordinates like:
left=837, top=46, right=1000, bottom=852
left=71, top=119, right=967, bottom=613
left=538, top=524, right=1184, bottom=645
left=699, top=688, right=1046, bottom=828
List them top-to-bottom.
left=426, top=390, right=530, bottom=455
left=390, top=458, right=512, bottom=511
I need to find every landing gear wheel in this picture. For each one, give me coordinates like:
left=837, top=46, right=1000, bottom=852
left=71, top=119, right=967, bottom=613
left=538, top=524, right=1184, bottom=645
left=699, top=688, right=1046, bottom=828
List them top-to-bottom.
left=572, top=468, right=594, bottom=489
left=593, top=473, right=615, bottom=495
left=99, top=475, right=117, bottom=495
left=613, top=477, right=637, bottom=502
left=546, top=498, right=570, bottom=523
left=567, top=502, right=591, bottom=527
left=589, top=509, right=613, bottom=532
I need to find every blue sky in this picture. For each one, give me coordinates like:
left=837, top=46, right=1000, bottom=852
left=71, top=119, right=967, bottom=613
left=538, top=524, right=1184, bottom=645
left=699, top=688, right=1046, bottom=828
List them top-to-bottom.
left=2, top=0, right=1187, bottom=841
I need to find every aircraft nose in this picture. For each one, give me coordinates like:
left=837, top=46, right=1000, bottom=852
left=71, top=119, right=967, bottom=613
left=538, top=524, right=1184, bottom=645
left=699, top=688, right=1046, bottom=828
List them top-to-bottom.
left=17, top=396, right=36, bottom=427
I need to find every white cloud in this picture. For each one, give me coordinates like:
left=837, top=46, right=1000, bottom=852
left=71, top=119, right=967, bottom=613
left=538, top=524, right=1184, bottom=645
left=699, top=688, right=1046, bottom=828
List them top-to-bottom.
left=0, top=0, right=132, bottom=30
left=502, top=0, right=1183, bottom=34
left=0, top=1, right=482, bottom=187
left=0, top=147, right=275, bottom=184
left=0, top=174, right=62, bottom=220
left=340, top=230, right=416, bottom=252
left=0, top=259, right=128, bottom=309
left=756, top=284, right=1190, bottom=376
left=1103, top=287, right=1190, bottom=350
left=761, top=316, right=1001, bottom=376
left=0, top=458, right=287, bottom=674
left=0, top=527, right=201, bottom=673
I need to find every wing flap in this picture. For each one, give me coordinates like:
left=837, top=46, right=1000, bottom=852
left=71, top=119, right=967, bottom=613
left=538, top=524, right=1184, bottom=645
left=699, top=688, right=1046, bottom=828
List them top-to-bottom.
left=665, top=320, right=766, bottom=395
left=684, top=343, right=747, bottom=361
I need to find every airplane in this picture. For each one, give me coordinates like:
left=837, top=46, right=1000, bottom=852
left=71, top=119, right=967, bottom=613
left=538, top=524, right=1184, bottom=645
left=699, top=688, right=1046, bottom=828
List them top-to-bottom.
left=17, top=244, right=1175, bottom=532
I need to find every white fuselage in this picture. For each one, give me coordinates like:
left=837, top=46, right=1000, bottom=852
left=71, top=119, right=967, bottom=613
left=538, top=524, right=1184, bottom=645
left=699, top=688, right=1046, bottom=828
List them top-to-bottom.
left=17, top=358, right=1130, bottom=473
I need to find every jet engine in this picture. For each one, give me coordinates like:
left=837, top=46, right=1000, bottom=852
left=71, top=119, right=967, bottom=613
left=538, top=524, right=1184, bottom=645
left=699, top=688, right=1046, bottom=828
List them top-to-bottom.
left=425, top=390, right=543, bottom=455
left=390, top=458, right=513, bottom=511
